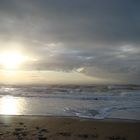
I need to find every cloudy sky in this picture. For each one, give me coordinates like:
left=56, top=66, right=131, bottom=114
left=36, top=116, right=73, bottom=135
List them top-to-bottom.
left=0, top=0, right=140, bottom=85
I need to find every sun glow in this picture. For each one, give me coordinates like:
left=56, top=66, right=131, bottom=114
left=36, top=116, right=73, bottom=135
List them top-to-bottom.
left=0, top=51, right=28, bottom=69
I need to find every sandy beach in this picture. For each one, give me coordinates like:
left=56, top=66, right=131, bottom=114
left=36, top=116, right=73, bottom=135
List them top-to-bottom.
left=0, top=115, right=139, bottom=140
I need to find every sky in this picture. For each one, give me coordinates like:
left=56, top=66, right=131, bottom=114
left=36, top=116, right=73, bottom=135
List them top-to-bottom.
left=0, top=0, right=140, bottom=85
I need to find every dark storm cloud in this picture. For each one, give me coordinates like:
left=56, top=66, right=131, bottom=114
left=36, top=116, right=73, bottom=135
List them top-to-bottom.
left=0, top=0, right=140, bottom=84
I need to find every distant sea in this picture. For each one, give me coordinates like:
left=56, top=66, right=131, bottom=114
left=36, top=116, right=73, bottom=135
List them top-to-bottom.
left=0, top=85, right=140, bottom=120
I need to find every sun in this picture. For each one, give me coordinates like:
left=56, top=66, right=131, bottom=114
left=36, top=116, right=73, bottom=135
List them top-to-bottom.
left=0, top=51, right=27, bottom=69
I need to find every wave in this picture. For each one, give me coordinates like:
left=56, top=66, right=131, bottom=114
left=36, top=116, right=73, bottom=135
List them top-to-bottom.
left=0, top=85, right=139, bottom=120
left=64, top=106, right=140, bottom=119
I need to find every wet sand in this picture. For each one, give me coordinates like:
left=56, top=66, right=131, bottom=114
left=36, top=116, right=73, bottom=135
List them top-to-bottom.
left=0, top=115, right=139, bottom=140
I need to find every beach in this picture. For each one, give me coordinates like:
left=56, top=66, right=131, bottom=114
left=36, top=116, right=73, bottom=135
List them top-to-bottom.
left=0, top=85, right=140, bottom=140
left=0, top=115, right=139, bottom=140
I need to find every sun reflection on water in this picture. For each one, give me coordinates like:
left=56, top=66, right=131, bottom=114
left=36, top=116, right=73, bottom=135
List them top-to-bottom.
left=0, top=96, right=25, bottom=115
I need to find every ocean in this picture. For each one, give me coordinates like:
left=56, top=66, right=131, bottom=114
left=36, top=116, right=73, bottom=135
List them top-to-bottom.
left=0, top=85, right=140, bottom=120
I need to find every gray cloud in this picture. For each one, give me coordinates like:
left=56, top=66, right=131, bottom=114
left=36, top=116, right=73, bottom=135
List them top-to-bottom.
left=0, top=0, right=140, bottom=84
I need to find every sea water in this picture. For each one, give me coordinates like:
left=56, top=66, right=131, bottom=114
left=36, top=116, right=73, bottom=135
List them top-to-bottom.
left=0, top=85, right=140, bottom=120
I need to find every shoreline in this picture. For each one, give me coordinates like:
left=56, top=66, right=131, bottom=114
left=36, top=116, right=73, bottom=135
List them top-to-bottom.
left=0, top=114, right=140, bottom=122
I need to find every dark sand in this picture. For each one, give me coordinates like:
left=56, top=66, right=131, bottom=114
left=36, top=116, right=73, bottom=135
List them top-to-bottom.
left=0, top=115, right=139, bottom=140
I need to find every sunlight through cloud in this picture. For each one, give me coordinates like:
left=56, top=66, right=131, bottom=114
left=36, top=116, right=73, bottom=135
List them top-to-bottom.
left=0, top=42, right=38, bottom=70
left=0, top=51, right=29, bottom=70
